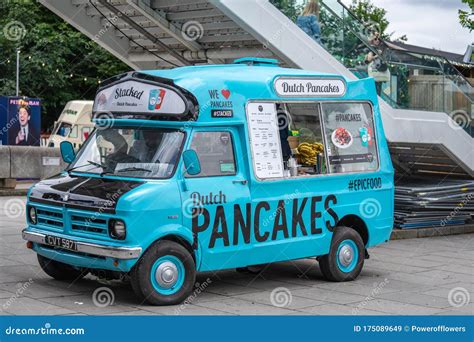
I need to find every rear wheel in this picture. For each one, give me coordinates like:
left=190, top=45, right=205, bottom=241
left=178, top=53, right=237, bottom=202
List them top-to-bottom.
left=319, top=226, right=364, bottom=282
left=131, top=240, right=195, bottom=305
left=37, top=254, right=87, bottom=281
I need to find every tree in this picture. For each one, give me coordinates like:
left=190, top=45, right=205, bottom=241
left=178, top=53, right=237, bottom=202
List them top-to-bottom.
left=270, top=0, right=302, bottom=21
left=349, top=0, right=407, bottom=42
left=350, top=0, right=389, bottom=38
left=459, top=0, right=474, bottom=31
left=0, top=1, right=129, bottom=131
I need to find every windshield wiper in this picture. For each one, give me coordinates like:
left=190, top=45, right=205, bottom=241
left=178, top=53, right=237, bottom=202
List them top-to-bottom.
left=67, top=160, right=108, bottom=175
left=87, top=160, right=107, bottom=169
left=116, top=167, right=152, bottom=173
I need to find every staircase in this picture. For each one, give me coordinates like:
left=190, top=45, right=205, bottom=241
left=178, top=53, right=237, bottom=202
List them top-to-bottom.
left=40, top=0, right=474, bottom=177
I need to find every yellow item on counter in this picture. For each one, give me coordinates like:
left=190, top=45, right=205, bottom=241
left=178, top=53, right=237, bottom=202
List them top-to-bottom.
left=296, top=142, right=324, bottom=166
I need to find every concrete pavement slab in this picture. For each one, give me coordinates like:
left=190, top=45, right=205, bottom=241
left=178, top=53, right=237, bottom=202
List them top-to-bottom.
left=232, top=290, right=331, bottom=309
left=0, top=297, right=75, bottom=315
left=194, top=297, right=298, bottom=315
left=347, top=299, right=441, bottom=315
left=297, top=303, right=386, bottom=315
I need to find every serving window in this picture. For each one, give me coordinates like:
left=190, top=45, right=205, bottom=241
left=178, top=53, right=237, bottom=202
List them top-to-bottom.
left=246, top=101, right=379, bottom=180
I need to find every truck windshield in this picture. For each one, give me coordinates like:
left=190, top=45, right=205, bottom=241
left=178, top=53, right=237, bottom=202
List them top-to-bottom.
left=54, top=122, right=73, bottom=137
left=68, top=127, right=185, bottom=179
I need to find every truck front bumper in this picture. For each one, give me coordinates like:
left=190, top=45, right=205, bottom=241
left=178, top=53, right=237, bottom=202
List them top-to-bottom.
left=22, top=229, right=142, bottom=260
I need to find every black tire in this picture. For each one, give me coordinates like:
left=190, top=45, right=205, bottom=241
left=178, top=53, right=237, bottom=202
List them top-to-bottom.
left=319, top=226, right=365, bottom=282
left=130, top=240, right=195, bottom=305
left=37, top=254, right=87, bottom=281
left=130, top=271, right=147, bottom=303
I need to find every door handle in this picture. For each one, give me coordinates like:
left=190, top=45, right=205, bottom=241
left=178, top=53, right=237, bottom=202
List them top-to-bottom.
left=233, top=179, right=248, bottom=185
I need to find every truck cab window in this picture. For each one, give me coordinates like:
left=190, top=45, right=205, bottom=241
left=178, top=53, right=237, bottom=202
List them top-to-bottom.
left=56, top=122, right=72, bottom=137
left=69, top=125, right=78, bottom=139
left=187, top=131, right=237, bottom=177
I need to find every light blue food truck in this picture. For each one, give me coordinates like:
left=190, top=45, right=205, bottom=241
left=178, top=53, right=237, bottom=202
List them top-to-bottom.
left=22, top=58, right=394, bottom=305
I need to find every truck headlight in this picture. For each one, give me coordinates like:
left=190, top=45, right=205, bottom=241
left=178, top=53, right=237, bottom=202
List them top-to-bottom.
left=28, top=206, right=37, bottom=224
left=109, top=219, right=126, bottom=240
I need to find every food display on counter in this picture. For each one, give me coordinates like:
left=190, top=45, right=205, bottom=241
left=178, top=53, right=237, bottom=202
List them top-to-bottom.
left=296, top=142, right=324, bottom=166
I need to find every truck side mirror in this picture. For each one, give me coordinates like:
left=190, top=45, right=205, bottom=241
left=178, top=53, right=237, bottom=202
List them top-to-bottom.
left=60, top=141, right=76, bottom=164
left=183, top=149, right=201, bottom=176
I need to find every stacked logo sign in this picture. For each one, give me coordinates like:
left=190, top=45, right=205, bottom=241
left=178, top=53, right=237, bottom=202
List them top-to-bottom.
left=148, top=89, right=166, bottom=111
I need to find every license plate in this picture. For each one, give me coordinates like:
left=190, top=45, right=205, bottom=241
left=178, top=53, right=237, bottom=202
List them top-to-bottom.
left=45, top=235, right=78, bottom=251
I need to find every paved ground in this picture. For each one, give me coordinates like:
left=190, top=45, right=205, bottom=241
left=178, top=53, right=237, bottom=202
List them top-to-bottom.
left=0, top=196, right=472, bottom=316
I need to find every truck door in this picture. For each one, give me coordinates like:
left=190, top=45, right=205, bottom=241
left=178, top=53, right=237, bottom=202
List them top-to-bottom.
left=244, top=101, right=334, bottom=265
left=181, top=128, right=251, bottom=271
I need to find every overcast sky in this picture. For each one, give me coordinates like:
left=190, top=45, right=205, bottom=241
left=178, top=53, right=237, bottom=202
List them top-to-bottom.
left=335, top=0, right=472, bottom=54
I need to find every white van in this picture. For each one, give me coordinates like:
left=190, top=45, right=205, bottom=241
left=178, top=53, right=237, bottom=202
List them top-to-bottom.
left=47, top=101, right=94, bottom=149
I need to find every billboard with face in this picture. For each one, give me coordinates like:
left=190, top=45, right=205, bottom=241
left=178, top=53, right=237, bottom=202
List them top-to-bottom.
left=0, top=97, right=41, bottom=146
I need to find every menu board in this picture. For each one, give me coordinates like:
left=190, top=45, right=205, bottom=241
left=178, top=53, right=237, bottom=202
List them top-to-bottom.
left=247, top=102, right=284, bottom=179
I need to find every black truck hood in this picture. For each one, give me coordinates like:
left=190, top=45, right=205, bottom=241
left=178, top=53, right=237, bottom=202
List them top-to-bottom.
left=29, top=173, right=144, bottom=213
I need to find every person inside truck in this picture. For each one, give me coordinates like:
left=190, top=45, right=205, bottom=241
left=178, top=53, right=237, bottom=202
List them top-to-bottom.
left=281, top=102, right=326, bottom=175
left=100, top=129, right=139, bottom=170
left=126, top=129, right=183, bottom=177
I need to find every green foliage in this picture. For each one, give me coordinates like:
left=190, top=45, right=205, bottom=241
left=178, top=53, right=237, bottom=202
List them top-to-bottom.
left=270, top=0, right=303, bottom=21
left=350, top=0, right=389, bottom=38
left=459, top=0, right=474, bottom=31
left=0, top=1, right=130, bottom=130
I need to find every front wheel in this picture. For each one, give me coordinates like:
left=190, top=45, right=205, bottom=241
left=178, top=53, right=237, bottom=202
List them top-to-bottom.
left=319, top=226, right=365, bottom=282
left=130, top=240, right=196, bottom=305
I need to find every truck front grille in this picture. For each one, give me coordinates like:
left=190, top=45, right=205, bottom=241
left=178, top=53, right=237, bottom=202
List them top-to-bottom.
left=36, top=208, right=64, bottom=229
left=70, top=214, right=109, bottom=236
